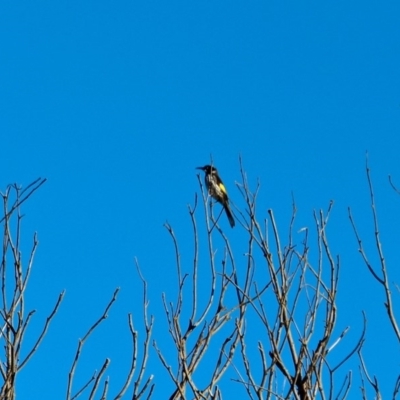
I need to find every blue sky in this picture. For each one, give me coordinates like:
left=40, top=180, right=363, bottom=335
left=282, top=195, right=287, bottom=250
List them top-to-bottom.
left=1, top=1, right=400, bottom=398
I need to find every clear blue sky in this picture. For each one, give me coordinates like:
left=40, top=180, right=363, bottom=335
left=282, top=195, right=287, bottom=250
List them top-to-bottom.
left=1, top=1, right=400, bottom=398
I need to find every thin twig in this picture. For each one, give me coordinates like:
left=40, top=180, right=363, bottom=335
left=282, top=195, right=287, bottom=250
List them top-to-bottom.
left=66, top=288, right=120, bottom=400
left=19, top=291, right=65, bottom=369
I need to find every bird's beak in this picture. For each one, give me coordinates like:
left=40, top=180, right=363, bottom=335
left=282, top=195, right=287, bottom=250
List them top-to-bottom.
left=196, top=166, right=204, bottom=170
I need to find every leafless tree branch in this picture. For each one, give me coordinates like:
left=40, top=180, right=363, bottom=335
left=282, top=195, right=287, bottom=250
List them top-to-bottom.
left=348, top=158, right=400, bottom=342
left=0, top=179, right=64, bottom=400
left=115, top=260, right=154, bottom=399
left=66, top=288, right=120, bottom=400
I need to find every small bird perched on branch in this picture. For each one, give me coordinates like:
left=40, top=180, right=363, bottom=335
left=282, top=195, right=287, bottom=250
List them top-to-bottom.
left=196, top=165, right=235, bottom=228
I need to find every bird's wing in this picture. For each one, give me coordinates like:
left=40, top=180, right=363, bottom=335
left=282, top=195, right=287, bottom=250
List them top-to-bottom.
left=215, top=175, right=228, bottom=196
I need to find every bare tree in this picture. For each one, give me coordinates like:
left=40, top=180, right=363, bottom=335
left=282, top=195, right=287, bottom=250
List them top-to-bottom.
left=349, top=157, right=400, bottom=398
left=4, top=160, right=397, bottom=399
left=151, top=160, right=364, bottom=399
left=223, top=161, right=364, bottom=399
left=154, top=177, right=251, bottom=399
left=0, top=179, right=64, bottom=400
left=0, top=180, right=153, bottom=400
left=65, top=266, right=154, bottom=400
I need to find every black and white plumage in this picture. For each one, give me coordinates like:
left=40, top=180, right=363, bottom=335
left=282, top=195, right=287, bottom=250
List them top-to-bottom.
left=197, top=165, right=235, bottom=228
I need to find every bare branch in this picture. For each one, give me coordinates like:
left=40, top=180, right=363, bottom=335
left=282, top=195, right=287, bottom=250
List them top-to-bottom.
left=349, top=159, right=400, bottom=342
left=388, top=175, right=400, bottom=196
left=0, top=178, right=47, bottom=224
left=348, top=208, right=383, bottom=284
left=115, top=260, right=154, bottom=400
left=66, top=288, right=120, bottom=400
left=19, top=291, right=65, bottom=369
left=358, top=349, right=381, bottom=398
left=88, top=358, right=110, bottom=400
left=70, top=373, right=96, bottom=400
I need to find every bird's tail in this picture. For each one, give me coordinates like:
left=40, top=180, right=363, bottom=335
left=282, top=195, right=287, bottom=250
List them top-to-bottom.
left=224, top=203, right=235, bottom=228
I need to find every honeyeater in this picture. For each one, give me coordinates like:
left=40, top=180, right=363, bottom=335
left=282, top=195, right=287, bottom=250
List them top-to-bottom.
left=197, top=165, right=235, bottom=227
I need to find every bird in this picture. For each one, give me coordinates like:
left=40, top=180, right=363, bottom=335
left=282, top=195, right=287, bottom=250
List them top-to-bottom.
left=196, top=165, right=235, bottom=227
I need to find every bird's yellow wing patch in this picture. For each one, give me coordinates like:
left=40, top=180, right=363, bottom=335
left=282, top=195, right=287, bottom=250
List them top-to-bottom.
left=218, top=183, right=228, bottom=195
